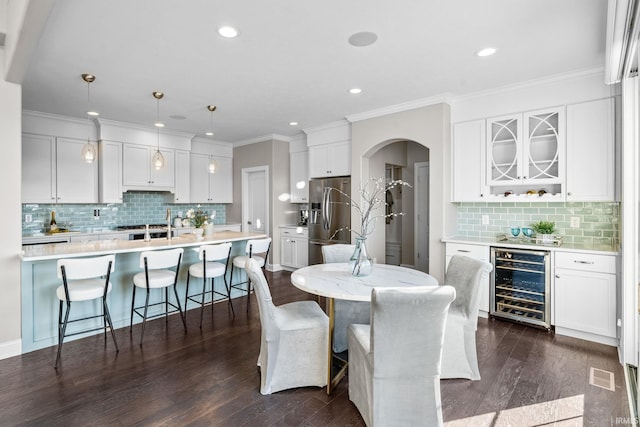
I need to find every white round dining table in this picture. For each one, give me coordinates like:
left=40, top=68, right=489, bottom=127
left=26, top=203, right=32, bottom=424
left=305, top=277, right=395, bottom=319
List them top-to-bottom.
left=290, top=262, right=439, bottom=394
left=291, top=262, right=438, bottom=301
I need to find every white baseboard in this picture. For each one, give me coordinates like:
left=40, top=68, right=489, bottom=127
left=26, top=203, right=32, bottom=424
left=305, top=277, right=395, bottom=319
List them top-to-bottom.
left=0, top=339, right=22, bottom=360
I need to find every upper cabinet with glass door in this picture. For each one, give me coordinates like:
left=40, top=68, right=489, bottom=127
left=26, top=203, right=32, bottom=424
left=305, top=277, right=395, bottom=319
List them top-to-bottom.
left=487, top=107, right=564, bottom=198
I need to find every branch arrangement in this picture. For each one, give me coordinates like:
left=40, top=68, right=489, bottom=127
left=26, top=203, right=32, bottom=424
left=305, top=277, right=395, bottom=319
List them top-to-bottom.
left=329, top=177, right=411, bottom=240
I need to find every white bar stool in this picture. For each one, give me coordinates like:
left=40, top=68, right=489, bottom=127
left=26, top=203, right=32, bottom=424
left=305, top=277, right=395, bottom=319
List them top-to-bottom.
left=229, top=237, right=272, bottom=312
left=185, top=242, right=233, bottom=327
left=130, top=248, right=186, bottom=345
left=55, top=254, right=118, bottom=368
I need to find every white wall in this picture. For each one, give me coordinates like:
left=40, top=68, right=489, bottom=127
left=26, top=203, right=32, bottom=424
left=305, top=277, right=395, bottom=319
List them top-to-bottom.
left=0, top=54, right=23, bottom=358
left=351, top=103, right=453, bottom=283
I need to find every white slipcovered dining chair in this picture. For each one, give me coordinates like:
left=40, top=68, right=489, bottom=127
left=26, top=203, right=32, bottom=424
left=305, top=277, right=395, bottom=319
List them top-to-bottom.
left=229, top=237, right=271, bottom=312
left=185, top=242, right=233, bottom=326
left=321, top=244, right=370, bottom=353
left=55, top=255, right=119, bottom=368
left=440, top=255, right=493, bottom=380
left=244, top=258, right=329, bottom=395
left=348, top=286, right=456, bottom=427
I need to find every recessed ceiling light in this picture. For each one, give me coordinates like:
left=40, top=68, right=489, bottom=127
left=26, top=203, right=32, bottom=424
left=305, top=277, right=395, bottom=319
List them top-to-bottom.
left=218, top=26, right=239, bottom=38
left=348, top=32, right=378, bottom=47
left=476, top=47, right=497, bottom=57
left=349, top=88, right=362, bottom=94
left=87, top=111, right=99, bottom=116
left=289, top=121, right=298, bottom=126
left=154, top=122, right=164, bottom=128
left=205, top=131, right=214, bottom=136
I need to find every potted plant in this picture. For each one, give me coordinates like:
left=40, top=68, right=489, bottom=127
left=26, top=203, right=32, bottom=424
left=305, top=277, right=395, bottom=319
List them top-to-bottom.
left=531, top=220, right=556, bottom=244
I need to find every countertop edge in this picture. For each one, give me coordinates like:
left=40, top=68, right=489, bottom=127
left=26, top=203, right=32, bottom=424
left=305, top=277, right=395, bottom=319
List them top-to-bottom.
left=21, top=231, right=267, bottom=262
left=441, top=236, right=619, bottom=256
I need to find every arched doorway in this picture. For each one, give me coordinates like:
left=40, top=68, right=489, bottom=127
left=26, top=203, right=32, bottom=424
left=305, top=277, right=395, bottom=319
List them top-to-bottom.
left=367, top=140, right=429, bottom=271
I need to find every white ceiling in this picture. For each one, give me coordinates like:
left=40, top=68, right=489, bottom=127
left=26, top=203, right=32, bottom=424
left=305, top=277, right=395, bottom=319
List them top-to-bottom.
left=21, top=0, right=608, bottom=143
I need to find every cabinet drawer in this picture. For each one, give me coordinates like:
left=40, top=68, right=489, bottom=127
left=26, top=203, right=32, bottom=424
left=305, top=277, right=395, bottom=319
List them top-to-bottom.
left=280, top=227, right=308, bottom=238
left=445, top=243, right=489, bottom=260
left=554, top=251, right=616, bottom=274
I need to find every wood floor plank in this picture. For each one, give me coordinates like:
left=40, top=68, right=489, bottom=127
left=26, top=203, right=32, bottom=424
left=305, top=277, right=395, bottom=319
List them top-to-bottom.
left=0, top=270, right=630, bottom=426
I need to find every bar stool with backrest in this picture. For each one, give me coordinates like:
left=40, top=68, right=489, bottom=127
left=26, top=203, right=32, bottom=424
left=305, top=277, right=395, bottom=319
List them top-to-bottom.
left=229, top=237, right=271, bottom=311
left=185, top=242, right=234, bottom=326
left=130, top=248, right=186, bottom=344
left=55, top=254, right=118, bottom=368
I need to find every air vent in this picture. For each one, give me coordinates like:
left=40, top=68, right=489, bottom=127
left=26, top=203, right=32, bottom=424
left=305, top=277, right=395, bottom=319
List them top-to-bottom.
left=589, top=367, right=615, bottom=391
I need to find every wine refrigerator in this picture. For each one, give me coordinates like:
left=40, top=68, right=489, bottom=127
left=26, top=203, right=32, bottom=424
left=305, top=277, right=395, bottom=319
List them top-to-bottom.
left=490, top=247, right=551, bottom=329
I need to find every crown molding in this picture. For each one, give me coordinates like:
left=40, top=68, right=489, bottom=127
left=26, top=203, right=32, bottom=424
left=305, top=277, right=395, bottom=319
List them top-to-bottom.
left=450, top=66, right=606, bottom=105
left=345, top=94, right=454, bottom=123
left=23, top=109, right=92, bottom=126
left=96, top=117, right=195, bottom=139
left=302, top=119, right=350, bottom=135
left=233, top=133, right=294, bottom=147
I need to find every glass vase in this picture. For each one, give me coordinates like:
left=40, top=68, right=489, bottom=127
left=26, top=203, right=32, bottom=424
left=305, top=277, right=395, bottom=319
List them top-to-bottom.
left=350, top=237, right=373, bottom=277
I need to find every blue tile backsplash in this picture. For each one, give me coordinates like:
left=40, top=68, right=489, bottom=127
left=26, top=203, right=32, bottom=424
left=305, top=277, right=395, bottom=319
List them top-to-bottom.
left=22, top=192, right=226, bottom=235
left=455, top=201, right=619, bottom=246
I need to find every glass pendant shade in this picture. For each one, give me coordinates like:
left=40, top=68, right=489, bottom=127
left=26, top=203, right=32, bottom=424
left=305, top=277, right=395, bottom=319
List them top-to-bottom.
left=81, top=140, right=97, bottom=163
left=152, top=149, right=165, bottom=170
left=208, top=157, right=217, bottom=174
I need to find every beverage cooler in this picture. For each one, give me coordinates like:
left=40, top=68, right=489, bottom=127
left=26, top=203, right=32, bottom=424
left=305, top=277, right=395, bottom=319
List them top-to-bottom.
left=490, top=247, right=551, bottom=329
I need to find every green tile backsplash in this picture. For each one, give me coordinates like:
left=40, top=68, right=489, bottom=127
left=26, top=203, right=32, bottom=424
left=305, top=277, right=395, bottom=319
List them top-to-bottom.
left=22, top=192, right=226, bottom=235
left=456, top=202, right=619, bottom=246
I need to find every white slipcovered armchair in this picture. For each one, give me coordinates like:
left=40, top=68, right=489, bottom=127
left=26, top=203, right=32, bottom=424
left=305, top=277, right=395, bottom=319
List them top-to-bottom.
left=321, top=244, right=370, bottom=353
left=440, top=255, right=493, bottom=380
left=244, top=258, right=329, bottom=395
left=348, top=286, right=456, bottom=427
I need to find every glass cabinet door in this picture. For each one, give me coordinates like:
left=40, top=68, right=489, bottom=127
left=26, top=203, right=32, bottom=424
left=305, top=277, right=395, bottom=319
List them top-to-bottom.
left=524, top=110, right=562, bottom=183
left=488, top=116, right=521, bottom=184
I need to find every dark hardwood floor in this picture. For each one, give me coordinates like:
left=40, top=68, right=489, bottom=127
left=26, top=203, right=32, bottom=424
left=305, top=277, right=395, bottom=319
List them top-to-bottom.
left=0, top=270, right=630, bottom=426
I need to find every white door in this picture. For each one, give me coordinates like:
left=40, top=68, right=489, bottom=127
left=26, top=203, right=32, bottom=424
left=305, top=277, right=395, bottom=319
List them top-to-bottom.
left=415, top=162, right=429, bottom=272
left=242, top=166, right=269, bottom=235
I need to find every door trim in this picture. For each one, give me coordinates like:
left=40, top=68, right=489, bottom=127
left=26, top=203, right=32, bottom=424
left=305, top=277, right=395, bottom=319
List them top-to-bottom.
left=414, top=161, right=429, bottom=272
left=241, top=165, right=270, bottom=238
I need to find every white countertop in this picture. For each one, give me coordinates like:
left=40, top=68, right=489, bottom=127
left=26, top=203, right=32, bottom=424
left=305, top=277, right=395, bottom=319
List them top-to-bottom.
left=21, top=231, right=266, bottom=261
left=442, top=235, right=619, bottom=255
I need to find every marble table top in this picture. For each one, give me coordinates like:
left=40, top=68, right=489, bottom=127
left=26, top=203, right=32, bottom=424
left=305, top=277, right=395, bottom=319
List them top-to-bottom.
left=291, top=263, right=438, bottom=302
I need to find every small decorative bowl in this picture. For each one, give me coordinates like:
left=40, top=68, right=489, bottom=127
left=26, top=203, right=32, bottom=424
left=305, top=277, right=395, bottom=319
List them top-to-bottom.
left=510, top=227, right=521, bottom=238
left=522, top=227, right=534, bottom=238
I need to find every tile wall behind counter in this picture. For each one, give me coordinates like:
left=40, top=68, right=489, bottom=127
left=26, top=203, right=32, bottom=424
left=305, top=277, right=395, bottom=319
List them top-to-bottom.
left=22, top=192, right=226, bottom=235
left=456, top=201, right=619, bottom=247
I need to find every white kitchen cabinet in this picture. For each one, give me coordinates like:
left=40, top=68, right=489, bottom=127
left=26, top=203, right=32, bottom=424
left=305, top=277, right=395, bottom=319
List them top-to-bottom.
left=566, top=98, right=616, bottom=201
left=487, top=107, right=564, bottom=191
left=452, top=120, right=487, bottom=202
left=22, top=134, right=98, bottom=204
left=22, top=134, right=56, bottom=203
left=99, top=140, right=123, bottom=203
left=309, top=141, right=351, bottom=178
left=122, top=144, right=175, bottom=191
left=168, top=150, right=190, bottom=203
left=290, top=151, right=309, bottom=203
left=190, top=154, right=233, bottom=203
left=280, top=226, right=308, bottom=269
left=445, top=242, right=491, bottom=316
left=554, top=251, right=617, bottom=345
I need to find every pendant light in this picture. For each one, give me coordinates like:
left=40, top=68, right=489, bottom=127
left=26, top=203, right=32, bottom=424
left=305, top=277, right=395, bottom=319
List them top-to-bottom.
left=81, top=74, right=98, bottom=163
left=152, top=91, right=165, bottom=170
left=206, top=105, right=218, bottom=174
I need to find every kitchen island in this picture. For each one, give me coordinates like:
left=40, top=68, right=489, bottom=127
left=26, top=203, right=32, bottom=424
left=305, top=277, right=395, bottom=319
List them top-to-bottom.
left=21, top=231, right=266, bottom=353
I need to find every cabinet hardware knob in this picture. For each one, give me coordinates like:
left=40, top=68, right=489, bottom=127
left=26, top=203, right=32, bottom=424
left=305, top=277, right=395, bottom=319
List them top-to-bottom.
left=567, top=192, right=572, bottom=196
left=555, top=274, right=560, bottom=279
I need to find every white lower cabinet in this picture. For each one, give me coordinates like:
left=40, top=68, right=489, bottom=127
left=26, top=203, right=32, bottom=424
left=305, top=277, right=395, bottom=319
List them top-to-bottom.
left=280, top=226, right=308, bottom=269
left=445, top=242, right=490, bottom=316
left=554, top=251, right=617, bottom=345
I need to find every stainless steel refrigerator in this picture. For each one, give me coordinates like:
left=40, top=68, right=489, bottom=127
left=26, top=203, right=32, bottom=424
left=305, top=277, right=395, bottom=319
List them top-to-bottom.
left=308, top=176, right=351, bottom=265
